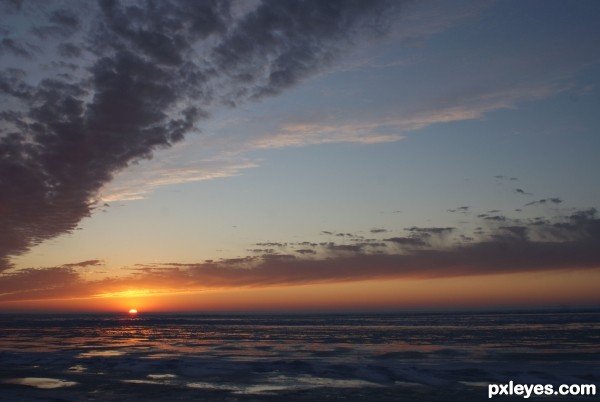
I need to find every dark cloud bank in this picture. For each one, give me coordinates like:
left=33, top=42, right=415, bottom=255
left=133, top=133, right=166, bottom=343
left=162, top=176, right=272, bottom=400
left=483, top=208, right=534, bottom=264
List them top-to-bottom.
left=0, top=0, right=400, bottom=270
left=170, top=209, right=600, bottom=287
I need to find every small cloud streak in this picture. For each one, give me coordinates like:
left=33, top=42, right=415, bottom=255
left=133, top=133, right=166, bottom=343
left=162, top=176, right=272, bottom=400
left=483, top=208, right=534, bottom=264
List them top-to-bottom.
left=251, top=121, right=405, bottom=149
left=100, top=160, right=258, bottom=202
left=525, top=198, right=563, bottom=207
left=62, top=259, right=104, bottom=268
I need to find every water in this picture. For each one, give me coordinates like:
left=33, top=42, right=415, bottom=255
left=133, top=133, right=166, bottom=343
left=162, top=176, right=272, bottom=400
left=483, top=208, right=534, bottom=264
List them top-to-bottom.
left=1, top=311, right=599, bottom=401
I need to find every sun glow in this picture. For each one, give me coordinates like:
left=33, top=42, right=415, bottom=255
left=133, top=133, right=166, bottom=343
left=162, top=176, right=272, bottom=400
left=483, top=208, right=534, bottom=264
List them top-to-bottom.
left=96, top=289, right=153, bottom=298
left=128, top=309, right=138, bottom=314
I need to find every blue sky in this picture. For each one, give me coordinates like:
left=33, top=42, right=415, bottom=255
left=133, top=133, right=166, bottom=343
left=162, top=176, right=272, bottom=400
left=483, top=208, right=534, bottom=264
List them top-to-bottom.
left=1, top=0, right=600, bottom=310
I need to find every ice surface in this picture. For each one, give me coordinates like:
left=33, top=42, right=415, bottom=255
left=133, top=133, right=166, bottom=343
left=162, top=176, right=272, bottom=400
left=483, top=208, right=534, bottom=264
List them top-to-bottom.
left=0, top=312, right=598, bottom=401
left=78, top=350, right=125, bottom=358
left=188, top=374, right=382, bottom=395
left=2, top=377, right=78, bottom=389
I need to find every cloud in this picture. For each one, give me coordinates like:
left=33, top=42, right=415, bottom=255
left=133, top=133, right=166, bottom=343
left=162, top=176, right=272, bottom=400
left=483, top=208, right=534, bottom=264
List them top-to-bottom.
left=0, top=0, right=401, bottom=270
left=2, top=0, right=598, bottom=289
left=210, top=0, right=399, bottom=102
left=0, top=1, right=580, bottom=232
left=31, top=9, right=80, bottom=40
left=0, top=37, right=31, bottom=58
left=56, top=43, right=81, bottom=58
left=233, top=79, right=569, bottom=154
left=250, top=121, right=405, bottom=149
left=100, top=160, right=258, bottom=202
left=494, top=175, right=518, bottom=181
left=515, top=188, right=532, bottom=195
left=525, top=198, right=563, bottom=207
left=448, top=206, right=469, bottom=213
left=1, top=208, right=599, bottom=302
left=99, top=208, right=600, bottom=286
left=484, top=215, right=507, bottom=222
left=406, top=227, right=454, bottom=235
left=384, top=237, right=427, bottom=247
left=296, top=249, right=317, bottom=255
left=62, top=259, right=104, bottom=268
left=0, top=266, right=80, bottom=297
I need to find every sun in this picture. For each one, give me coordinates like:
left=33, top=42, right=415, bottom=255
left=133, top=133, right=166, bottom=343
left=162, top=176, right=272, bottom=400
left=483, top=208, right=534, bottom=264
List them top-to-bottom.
left=128, top=308, right=138, bottom=315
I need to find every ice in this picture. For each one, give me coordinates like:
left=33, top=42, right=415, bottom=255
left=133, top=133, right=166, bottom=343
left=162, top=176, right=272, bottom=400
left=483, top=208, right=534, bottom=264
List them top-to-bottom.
left=0, top=312, right=598, bottom=401
left=78, top=350, right=124, bottom=358
left=67, top=364, right=87, bottom=373
left=147, top=374, right=177, bottom=379
left=187, top=374, right=383, bottom=395
left=2, top=377, right=78, bottom=389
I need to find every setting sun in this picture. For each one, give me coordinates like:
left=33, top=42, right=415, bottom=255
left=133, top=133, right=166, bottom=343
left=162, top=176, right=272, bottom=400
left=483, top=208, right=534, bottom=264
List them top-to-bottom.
left=0, top=2, right=599, bottom=401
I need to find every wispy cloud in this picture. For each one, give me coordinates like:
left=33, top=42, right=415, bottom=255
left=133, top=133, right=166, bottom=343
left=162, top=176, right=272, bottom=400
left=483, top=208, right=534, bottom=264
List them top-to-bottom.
left=222, top=80, right=571, bottom=154
left=252, top=121, right=405, bottom=149
left=100, top=160, right=258, bottom=202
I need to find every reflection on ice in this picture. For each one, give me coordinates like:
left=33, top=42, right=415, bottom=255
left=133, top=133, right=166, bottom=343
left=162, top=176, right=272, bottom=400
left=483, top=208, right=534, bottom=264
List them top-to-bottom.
left=78, top=350, right=125, bottom=358
left=67, top=364, right=87, bottom=372
left=121, top=374, right=179, bottom=386
left=148, top=374, right=177, bottom=379
left=187, top=374, right=383, bottom=395
left=281, top=375, right=383, bottom=390
left=3, top=377, right=77, bottom=389
left=121, top=379, right=163, bottom=385
left=186, top=382, right=236, bottom=391
left=237, top=384, right=290, bottom=394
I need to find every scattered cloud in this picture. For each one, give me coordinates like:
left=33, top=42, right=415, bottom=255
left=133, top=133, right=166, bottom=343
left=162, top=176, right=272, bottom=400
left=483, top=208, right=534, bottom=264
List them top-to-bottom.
left=0, top=37, right=31, bottom=58
left=244, top=81, right=568, bottom=152
left=495, top=175, right=518, bottom=181
left=515, top=188, right=532, bottom=195
left=525, top=198, right=563, bottom=207
left=448, top=206, right=470, bottom=213
left=2, top=208, right=599, bottom=302
left=484, top=215, right=507, bottom=222
left=406, top=227, right=454, bottom=235
left=384, top=237, right=427, bottom=247
left=256, top=242, right=288, bottom=248
left=295, top=249, right=316, bottom=255
left=62, top=259, right=104, bottom=268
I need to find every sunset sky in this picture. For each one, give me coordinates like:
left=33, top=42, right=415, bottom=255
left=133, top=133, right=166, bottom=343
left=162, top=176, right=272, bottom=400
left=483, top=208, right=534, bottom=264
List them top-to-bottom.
left=1, top=0, right=599, bottom=312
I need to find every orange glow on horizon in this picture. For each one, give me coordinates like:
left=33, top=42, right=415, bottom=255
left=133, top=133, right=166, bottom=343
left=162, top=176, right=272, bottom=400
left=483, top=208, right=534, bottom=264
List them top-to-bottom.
left=0, top=269, right=599, bottom=313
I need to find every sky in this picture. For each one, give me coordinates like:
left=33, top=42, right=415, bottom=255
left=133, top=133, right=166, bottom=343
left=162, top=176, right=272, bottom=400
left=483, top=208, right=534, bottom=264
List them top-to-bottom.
left=1, top=0, right=600, bottom=312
